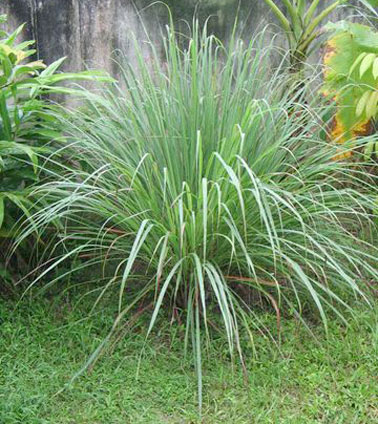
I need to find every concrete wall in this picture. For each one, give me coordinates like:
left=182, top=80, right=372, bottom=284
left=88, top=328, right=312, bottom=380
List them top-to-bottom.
left=0, top=0, right=365, bottom=77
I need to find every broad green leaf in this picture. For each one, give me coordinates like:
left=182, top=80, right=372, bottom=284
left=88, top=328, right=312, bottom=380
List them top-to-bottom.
left=325, top=21, right=378, bottom=52
left=5, top=23, right=25, bottom=46
left=16, top=40, right=35, bottom=50
left=0, top=43, right=26, bottom=64
left=349, top=52, right=367, bottom=76
left=360, top=53, right=376, bottom=78
left=1, top=55, right=13, bottom=79
left=30, top=57, right=64, bottom=97
left=40, top=57, right=65, bottom=77
left=373, top=58, right=378, bottom=79
left=14, top=61, right=45, bottom=78
left=356, top=90, right=371, bottom=117
left=365, top=90, right=378, bottom=118
left=0, top=92, right=12, bottom=139
left=33, top=129, right=63, bottom=140
left=0, top=141, right=38, bottom=172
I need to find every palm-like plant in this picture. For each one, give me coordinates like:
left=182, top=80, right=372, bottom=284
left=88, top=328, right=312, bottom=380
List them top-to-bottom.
left=263, top=0, right=345, bottom=72
left=17, top=24, right=378, bottom=407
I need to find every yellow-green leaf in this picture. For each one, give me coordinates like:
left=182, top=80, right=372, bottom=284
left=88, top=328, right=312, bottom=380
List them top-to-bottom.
left=349, top=52, right=367, bottom=76
left=360, top=53, right=376, bottom=78
left=373, top=57, right=378, bottom=79
left=356, top=90, right=371, bottom=117
left=365, top=90, right=378, bottom=118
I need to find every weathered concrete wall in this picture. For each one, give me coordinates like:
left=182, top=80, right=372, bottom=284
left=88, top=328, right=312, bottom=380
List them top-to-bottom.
left=0, top=0, right=365, bottom=76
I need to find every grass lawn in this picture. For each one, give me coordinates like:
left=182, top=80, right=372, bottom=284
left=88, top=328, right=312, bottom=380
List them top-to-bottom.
left=0, top=296, right=377, bottom=424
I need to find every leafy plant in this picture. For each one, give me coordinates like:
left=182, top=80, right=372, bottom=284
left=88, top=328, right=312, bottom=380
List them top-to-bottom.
left=0, top=16, right=111, bottom=286
left=0, top=16, right=110, bottom=236
left=322, top=21, right=378, bottom=158
left=17, top=25, right=378, bottom=408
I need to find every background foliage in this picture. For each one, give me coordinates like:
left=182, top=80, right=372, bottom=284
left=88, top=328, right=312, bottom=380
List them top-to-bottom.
left=0, top=16, right=110, bottom=288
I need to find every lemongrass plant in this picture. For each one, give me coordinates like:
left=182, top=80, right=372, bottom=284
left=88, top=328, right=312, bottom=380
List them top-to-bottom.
left=17, top=23, right=378, bottom=408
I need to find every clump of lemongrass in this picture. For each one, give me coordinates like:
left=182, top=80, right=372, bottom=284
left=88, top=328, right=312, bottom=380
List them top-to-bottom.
left=16, top=22, right=378, bottom=409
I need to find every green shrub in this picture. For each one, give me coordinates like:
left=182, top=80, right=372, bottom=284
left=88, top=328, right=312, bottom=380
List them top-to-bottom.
left=0, top=16, right=110, bottom=285
left=18, top=24, right=378, bottom=406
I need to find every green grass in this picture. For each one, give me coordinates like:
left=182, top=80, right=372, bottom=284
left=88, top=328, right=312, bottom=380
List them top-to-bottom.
left=1, top=296, right=377, bottom=423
